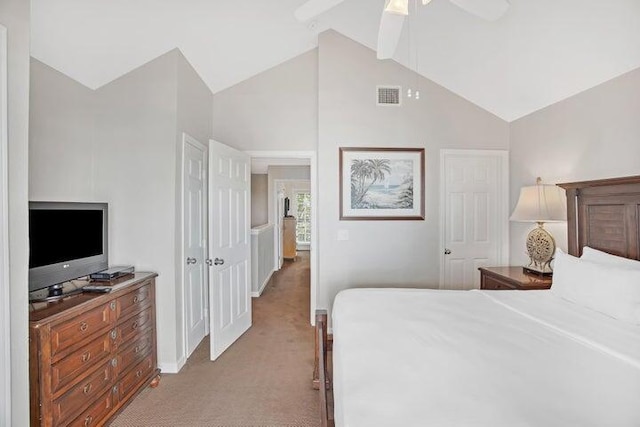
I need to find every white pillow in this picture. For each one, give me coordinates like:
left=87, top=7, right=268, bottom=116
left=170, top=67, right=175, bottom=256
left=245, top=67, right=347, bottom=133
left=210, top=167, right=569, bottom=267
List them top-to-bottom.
left=581, top=246, right=640, bottom=270
left=552, top=248, right=640, bottom=324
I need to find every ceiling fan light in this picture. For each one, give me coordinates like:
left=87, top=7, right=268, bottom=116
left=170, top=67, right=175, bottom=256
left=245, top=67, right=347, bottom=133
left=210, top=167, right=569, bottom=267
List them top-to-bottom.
left=385, top=0, right=409, bottom=15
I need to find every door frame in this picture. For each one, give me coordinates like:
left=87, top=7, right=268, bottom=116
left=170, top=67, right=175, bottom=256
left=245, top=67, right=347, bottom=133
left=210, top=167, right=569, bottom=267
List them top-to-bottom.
left=0, top=24, right=11, bottom=426
left=179, top=133, right=209, bottom=367
left=438, top=149, right=509, bottom=289
left=246, top=150, right=318, bottom=326
left=273, top=178, right=311, bottom=266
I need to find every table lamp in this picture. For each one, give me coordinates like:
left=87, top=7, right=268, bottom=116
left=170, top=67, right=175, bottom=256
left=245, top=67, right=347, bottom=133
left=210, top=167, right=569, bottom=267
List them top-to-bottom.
left=510, top=178, right=567, bottom=276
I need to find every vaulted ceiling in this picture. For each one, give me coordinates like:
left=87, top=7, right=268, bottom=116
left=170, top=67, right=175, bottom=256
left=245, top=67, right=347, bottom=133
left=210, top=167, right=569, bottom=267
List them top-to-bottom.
left=31, top=0, right=640, bottom=121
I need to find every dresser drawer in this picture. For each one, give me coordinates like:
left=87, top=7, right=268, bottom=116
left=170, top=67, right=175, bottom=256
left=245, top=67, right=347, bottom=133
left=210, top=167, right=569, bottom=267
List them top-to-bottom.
left=30, top=274, right=158, bottom=427
left=482, top=276, right=516, bottom=290
left=117, top=283, right=152, bottom=320
left=50, top=303, right=115, bottom=360
left=117, top=307, right=153, bottom=344
left=117, top=329, right=153, bottom=375
left=51, top=330, right=116, bottom=394
left=118, top=356, right=154, bottom=402
left=52, top=361, right=112, bottom=425
left=66, top=390, right=114, bottom=427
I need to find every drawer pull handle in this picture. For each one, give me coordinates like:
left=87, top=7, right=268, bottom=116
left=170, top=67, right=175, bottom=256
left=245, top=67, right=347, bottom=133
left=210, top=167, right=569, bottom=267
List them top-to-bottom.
left=133, top=295, right=139, bottom=304
left=110, top=301, right=116, bottom=311
left=132, top=321, right=139, bottom=330
left=80, top=322, right=89, bottom=332
left=111, top=330, right=117, bottom=340
left=134, top=346, right=141, bottom=354
left=82, top=352, right=91, bottom=363
left=111, top=358, right=118, bottom=367
left=136, top=370, right=143, bottom=378
left=83, top=383, right=92, bottom=394
left=112, top=385, right=119, bottom=394
left=84, top=415, right=93, bottom=427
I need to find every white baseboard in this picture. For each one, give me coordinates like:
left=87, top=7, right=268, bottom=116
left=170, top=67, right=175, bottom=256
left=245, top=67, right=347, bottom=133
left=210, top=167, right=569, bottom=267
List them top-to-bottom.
left=251, top=269, right=275, bottom=298
left=159, top=355, right=186, bottom=374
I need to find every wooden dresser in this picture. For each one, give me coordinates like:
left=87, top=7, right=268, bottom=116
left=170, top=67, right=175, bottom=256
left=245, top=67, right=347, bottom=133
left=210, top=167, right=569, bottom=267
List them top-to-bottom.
left=283, top=217, right=297, bottom=260
left=479, top=267, right=552, bottom=290
left=29, top=272, right=160, bottom=427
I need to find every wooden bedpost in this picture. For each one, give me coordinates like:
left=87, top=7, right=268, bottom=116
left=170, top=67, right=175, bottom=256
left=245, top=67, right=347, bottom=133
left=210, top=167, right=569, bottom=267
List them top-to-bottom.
left=314, top=309, right=333, bottom=427
left=313, top=310, right=328, bottom=389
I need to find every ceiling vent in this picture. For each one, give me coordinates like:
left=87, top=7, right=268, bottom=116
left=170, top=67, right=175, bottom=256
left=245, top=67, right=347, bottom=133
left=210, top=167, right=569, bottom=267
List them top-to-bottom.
left=376, top=86, right=401, bottom=106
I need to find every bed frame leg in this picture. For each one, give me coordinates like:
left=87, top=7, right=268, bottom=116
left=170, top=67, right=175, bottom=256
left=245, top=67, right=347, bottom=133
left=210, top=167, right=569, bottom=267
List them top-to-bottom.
left=314, top=309, right=332, bottom=427
left=313, top=310, right=328, bottom=390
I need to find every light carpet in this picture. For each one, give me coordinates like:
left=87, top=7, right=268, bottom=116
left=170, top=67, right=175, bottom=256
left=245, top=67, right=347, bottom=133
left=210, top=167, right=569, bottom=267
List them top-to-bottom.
left=110, top=253, right=320, bottom=427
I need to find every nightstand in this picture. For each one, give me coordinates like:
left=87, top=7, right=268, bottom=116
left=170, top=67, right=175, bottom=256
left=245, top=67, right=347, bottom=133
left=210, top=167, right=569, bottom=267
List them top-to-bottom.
left=478, top=267, right=552, bottom=290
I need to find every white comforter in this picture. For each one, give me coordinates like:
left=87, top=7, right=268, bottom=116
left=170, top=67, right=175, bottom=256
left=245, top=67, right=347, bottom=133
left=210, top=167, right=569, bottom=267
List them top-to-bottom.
left=332, top=289, right=640, bottom=427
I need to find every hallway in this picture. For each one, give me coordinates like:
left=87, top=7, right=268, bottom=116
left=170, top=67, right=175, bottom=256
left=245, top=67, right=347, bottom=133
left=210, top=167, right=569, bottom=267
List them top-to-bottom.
left=111, top=253, right=319, bottom=426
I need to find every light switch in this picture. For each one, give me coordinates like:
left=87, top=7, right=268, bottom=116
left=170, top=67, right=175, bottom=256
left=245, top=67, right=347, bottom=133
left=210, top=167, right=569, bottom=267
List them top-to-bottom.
left=337, top=230, right=349, bottom=241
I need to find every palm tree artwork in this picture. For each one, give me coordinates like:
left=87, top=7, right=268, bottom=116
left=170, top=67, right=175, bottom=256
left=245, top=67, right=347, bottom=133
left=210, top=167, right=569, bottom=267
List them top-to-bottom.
left=350, top=158, right=414, bottom=209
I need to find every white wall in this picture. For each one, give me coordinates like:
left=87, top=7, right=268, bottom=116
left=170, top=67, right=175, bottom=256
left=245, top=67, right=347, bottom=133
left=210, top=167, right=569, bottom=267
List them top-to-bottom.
left=0, top=0, right=30, bottom=424
left=317, top=31, right=510, bottom=313
left=29, top=49, right=214, bottom=373
left=212, top=49, right=318, bottom=151
left=93, top=51, right=180, bottom=371
left=174, top=51, right=214, bottom=368
left=30, top=59, right=95, bottom=201
left=509, top=67, right=640, bottom=266
left=267, top=166, right=311, bottom=225
left=251, top=174, right=268, bottom=227
left=280, top=181, right=311, bottom=250
left=251, top=224, right=275, bottom=296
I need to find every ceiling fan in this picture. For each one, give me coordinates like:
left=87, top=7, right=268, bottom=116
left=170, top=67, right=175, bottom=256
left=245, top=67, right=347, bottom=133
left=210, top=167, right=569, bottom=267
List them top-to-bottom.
left=294, top=0, right=510, bottom=59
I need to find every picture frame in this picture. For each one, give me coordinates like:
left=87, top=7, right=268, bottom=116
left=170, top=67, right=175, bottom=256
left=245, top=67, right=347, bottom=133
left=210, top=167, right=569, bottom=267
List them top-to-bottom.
left=339, top=147, right=425, bottom=220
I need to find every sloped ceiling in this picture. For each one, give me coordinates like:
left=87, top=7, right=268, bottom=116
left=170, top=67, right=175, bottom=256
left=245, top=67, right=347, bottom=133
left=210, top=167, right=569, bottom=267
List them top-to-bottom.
left=31, top=0, right=640, bottom=121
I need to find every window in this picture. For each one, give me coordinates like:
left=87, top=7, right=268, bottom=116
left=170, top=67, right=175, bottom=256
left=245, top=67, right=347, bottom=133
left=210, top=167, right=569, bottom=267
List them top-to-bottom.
left=295, top=191, right=311, bottom=245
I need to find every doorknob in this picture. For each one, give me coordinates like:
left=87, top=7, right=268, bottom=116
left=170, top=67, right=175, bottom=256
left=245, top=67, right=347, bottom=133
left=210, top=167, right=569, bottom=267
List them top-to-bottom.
left=444, top=249, right=452, bottom=255
left=186, top=257, right=197, bottom=265
left=213, top=258, right=225, bottom=266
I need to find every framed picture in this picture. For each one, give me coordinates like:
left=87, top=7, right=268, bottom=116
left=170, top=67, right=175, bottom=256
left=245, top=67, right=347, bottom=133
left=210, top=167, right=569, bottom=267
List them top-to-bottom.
left=339, top=147, right=425, bottom=220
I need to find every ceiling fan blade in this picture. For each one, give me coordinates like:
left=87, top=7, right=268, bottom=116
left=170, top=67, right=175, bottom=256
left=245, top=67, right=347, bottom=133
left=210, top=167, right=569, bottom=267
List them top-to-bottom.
left=294, top=0, right=347, bottom=22
left=448, top=0, right=509, bottom=21
left=376, top=4, right=407, bottom=60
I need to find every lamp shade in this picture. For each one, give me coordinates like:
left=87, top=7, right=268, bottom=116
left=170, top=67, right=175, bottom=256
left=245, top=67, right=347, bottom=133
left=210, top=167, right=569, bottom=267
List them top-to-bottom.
left=510, top=182, right=567, bottom=223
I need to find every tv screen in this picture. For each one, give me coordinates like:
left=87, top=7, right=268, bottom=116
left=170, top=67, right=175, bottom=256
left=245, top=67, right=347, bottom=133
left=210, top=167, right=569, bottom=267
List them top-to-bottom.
left=29, top=202, right=108, bottom=294
left=29, top=209, right=104, bottom=268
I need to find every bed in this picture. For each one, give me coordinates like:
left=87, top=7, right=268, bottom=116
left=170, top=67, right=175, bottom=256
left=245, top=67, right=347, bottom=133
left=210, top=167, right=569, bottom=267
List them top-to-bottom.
left=315, top=175, right=640, bottom=427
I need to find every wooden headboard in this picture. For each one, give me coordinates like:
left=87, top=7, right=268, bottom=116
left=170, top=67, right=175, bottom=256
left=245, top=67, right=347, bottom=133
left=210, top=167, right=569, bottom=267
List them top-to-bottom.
left=559, top=176, right=640, bottom=260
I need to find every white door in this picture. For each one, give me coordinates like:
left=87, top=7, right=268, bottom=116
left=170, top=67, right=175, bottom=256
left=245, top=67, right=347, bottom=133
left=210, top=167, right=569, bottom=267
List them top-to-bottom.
left=0, top=24, right=11, bottom=427
left=182, top=134, right=208, bottom=358
left=209, top=139, right=252, bottom=361
left=440, top=150, right=509, bottom=290
left=275, top=184, right=285, bottom=269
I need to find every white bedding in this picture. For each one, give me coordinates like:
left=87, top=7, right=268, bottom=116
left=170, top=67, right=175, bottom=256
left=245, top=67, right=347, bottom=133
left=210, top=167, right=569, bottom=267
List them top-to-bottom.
left=332, top=288, right=640, bottom=427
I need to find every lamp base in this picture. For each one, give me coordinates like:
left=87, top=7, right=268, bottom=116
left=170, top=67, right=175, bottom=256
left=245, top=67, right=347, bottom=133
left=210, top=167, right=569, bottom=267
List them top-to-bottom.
left=524, top=223, right=556, bottom=277
left=523, top=266, right=553, bottom=277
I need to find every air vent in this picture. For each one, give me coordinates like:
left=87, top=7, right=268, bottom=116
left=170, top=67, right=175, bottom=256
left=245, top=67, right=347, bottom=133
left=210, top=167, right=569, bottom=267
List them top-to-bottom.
left=376, top=86, right=401, bottom=106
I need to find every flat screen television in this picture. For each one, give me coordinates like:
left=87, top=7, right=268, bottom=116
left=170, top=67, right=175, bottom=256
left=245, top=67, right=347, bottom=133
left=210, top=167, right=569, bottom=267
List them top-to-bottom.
left=29, top=201, right=108, bottom=297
